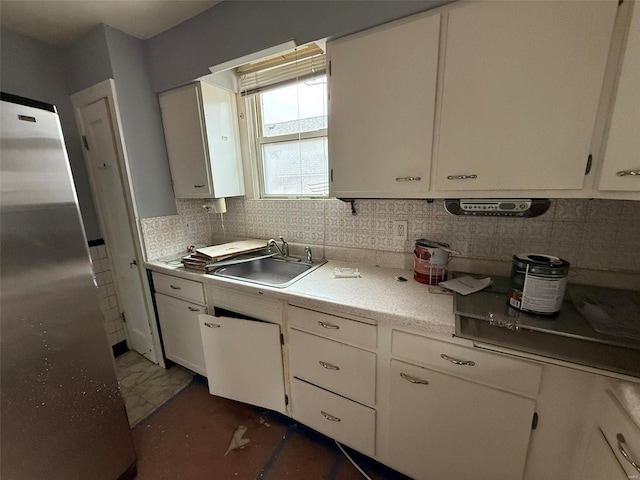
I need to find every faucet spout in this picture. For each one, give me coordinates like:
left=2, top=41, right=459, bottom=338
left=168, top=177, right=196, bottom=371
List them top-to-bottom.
left=267, top=238, right=284, bottom=256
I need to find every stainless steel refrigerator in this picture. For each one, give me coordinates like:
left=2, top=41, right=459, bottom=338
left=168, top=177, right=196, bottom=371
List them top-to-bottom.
left=1, top=93, right=137, bottom=479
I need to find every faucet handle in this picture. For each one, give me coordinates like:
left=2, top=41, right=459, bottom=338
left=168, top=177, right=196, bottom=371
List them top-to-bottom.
left=305, top=246, right=313, bottom=264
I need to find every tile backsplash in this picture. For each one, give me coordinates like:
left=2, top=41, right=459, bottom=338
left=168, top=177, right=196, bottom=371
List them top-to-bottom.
left=140, top=198, right=640, bottom=273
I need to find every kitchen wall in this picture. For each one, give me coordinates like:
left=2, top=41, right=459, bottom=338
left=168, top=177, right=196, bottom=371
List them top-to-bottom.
left=140, top=197, right=640, bottom=273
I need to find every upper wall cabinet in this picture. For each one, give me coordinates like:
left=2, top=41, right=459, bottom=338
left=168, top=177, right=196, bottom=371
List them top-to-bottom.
left=433, top=1, right=617, bottom=193
left=597, top=1, right=640, bottom=194
left=328, top=13, right=440, bottom=198
left=159, top=82, right=244, bottom=199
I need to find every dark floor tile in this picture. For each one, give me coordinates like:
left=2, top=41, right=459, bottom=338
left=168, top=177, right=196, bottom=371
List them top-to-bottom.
left=132, top=383, right=287, bottom=480
left=263, top=430, right=338, bottom=479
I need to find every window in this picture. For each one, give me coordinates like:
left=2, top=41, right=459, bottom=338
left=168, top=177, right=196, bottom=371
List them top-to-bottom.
left=239, top=45, right=328, bottom=198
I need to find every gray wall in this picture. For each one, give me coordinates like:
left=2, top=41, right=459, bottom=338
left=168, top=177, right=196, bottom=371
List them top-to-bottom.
left=147, top=0, right=448, bottom=93
left=102, top=26, right=176, bottom=218
left=0, top=28, right=102, bottom=240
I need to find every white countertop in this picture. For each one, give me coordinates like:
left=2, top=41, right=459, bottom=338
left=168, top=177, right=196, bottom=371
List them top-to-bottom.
left=146, top=259, right=456, bottom=336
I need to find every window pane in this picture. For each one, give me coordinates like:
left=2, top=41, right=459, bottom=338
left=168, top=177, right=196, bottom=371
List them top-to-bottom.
left=260, top=77, right=327, bottom=137
left=262, top=138, right=328, bottom=196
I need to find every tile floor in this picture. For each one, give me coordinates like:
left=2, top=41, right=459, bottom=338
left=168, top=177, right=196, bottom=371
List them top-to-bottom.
left=115, top=351, right=193, bottom=426
left=116, top=351, right=412, bottom=479
left=131, top=380, right=412, bottom=480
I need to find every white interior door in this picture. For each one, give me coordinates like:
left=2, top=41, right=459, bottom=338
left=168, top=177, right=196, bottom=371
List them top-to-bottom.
left=78, top=98, right=154, bottom=358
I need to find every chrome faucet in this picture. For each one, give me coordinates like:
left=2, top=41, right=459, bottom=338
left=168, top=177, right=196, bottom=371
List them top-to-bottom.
left=267, top=236, right=289, bottom=258
left=305, top=247, right=313, bottom=264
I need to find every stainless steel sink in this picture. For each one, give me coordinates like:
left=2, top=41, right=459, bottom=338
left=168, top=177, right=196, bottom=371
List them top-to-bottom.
left=212, top=257, right=325, bottom=288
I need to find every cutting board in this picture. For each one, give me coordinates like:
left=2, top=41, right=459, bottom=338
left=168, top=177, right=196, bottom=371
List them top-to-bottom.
left=194, top=239, right=267, bottom=261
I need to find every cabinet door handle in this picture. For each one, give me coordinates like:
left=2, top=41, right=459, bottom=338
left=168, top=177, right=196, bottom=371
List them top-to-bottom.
left=616, top=170, right=640, bottom=177
left=447, top=174, right=478, bottom=180
left=395, top=176, right=421, bottom=182
left=194, top=184, right=206, bottom=188
left=169, top=285, right=182, bottom=290
left=188, top=306, right=201, bottom=312
left=318, top=321, right=339, bottom=330
left=204, top=322, right=220, bottom=328
left=441, top=354, right=476, bottom=366
left=319, top=360, right=340, bottom=371
left=400, top=372, right=429, bottom=385
left=321, top=411, right=341, bottom=422
left=617, top=433, right=640, bottom=473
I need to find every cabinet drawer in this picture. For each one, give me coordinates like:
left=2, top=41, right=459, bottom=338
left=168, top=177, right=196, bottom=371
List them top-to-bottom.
left=153, top=272, right=205, bottom=305
left=208, top=285, right=282, bottom=324
left=155, top=293, right=207, bottom=376
left=288, top=305, right=377, bottom=348
left=289, top=329, right=376, bottom=406
left=392, top=330, right=542, bottom=396
left=291, top=378, right=376, bottom=457
left=597, top=390, right=640, bottom=477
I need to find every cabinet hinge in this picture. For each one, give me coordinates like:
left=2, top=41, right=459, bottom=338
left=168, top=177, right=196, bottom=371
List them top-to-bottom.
left=82, top=135, right=89, bottom=150
left=585, top=154, right=593, bottom=175
left=121, top=312, right=126, bottom=323
left=280, top=333, right=284, bottom=345
left=285, top=394, right=289, bottom=406
left=532, top=412, right=539, bottom=430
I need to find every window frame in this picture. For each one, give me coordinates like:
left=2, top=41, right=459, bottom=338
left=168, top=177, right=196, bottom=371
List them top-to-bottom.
left=244, top=80, right=329, bottom=199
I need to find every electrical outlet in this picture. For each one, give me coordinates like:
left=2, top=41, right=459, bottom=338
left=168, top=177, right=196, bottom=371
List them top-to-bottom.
left=393, top=220, right=408, bottom=241
left=187, top=221, right=197, bottom=234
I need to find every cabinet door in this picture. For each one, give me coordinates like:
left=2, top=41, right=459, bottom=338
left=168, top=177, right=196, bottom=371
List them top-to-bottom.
left=435, top=1, right=617, bottom=192
left=598, top=2, right=640, bottom=193
left=328, top=13, right=440, bottom=198
left=159, top=84, right=214, bottom=197
left=155, top=293, right=207, bottom=376
left=199, top=314, right=287, bottom=414
left=388, top=360, right=535, bottom=480
left=579, top=429, right=628, bottom=480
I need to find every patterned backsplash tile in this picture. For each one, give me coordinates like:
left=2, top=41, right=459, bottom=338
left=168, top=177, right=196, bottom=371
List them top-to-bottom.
left=140, top=198, right=640, bottom=272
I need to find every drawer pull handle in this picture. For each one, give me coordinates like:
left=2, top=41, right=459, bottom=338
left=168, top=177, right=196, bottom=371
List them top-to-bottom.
left=616, top=170, right=640, bottom=177
left=447, top=174, right=478, bottom=180
left=395, top=176, right=421, bottom=182
left=194, top=184, right=206, bottom=188
left=170, top=285, right=182, bottom=290
left=188, top=306, right=201, bottom=312
left=318, top=321, right=340, bottom=330
left=204, top=322, right=220, bottom=328
left=441, top=354, right=475, bottom=366
left=319, top=360, right=340, bottom=371
left=400, top=372, right=429, bottom=385
left=321, top=411, right=341, bottom=422
left=617, top=433, right=640, bottom=473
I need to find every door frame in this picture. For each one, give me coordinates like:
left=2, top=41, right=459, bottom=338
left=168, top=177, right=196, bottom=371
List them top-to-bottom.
left=71, top=79, right=163, bottom=366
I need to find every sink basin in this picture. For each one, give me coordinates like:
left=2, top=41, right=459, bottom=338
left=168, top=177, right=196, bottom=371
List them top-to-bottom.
left=212, top=257, right=325, bottom=288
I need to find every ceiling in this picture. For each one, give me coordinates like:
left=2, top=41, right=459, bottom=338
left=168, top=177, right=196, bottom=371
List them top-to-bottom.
left=0, top=0, right=221, bottom=47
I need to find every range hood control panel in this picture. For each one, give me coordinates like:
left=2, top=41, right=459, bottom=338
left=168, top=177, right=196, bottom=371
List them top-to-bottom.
left=445, top=199, right=550, bottom=217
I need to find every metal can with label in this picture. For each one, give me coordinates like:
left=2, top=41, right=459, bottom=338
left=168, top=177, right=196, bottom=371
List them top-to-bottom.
left=508, top=254, right=570, bottom=316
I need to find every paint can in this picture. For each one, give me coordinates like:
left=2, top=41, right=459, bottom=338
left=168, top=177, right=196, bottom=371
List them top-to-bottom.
left=413, top=239, right=452, bottom=285
left=508, top=253, right=570, bottom=316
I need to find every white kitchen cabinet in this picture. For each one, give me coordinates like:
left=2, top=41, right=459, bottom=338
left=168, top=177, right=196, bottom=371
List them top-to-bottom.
left=433, top=1, right=617, bottom=193
left=597, top=1, right=640, bottom=194
left=328, top=12, right=440, bottom=198
left=159, top=81, right=244, bottom=199
left=152, top=272, right=207, bottom=376
left=199, top=285, right=286, bottom=414
left=155, top=294, right=207, bottom=376
left=199, top=312, right=287, bottom=415
left=387, top=359, right=536, bottom=480
left=578, top=389, right=640, bottom=480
